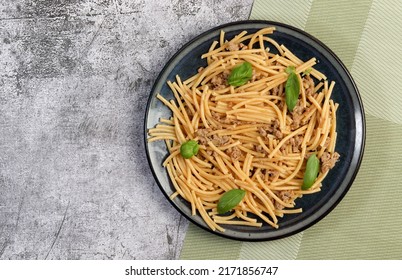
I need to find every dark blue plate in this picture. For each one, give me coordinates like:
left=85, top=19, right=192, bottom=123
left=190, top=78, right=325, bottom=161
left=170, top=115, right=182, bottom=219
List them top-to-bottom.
left=144, top=20, right=365, bottom=241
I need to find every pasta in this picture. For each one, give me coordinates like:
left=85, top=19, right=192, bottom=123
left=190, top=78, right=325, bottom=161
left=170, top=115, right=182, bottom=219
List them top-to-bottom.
left=148, top=27, right=340, bottom=232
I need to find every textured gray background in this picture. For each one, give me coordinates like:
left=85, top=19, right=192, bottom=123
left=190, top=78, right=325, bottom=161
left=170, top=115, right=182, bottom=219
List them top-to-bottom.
left=0, top=0, right=253, bottom=259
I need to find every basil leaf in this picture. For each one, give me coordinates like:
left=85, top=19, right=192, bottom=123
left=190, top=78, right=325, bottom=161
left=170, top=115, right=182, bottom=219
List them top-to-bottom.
left=228, top=62, right=253, bottom=87
left=285, top=65, right=296, bottom=74
left=285, top=71, right=300, bottom=112
left=180, top=140, right=199, bottom=159
left=302, top=154, right=320, bottom=190
left=217, top=189, right=246, bottom=214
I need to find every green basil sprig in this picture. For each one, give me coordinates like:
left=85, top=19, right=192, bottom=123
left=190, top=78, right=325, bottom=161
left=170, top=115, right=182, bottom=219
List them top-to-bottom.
left=228, top=62, right=253, bottom=87
left=285, top=66, right=300, bottom=112
left=180, top=140, right=199, bottom=159
left=302, top=154, right=320, bottom=190
left=217, top=189, right=246, bottom=214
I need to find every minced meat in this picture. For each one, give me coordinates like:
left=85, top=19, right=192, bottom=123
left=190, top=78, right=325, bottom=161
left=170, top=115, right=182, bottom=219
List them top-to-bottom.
left=320, top=152, right=340, bottom=173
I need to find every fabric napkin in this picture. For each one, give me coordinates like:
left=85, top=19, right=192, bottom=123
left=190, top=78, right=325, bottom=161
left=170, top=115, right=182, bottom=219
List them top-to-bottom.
left=180, top=0, right=402, bottom=259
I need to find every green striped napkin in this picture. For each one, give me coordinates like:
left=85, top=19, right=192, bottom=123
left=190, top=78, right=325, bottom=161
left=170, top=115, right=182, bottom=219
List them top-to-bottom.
left=180, top=0, right=402, bottom=260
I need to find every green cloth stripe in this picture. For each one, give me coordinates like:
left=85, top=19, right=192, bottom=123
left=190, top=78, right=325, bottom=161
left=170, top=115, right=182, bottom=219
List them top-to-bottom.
left=250, top=0, right=313, bottom=29
left=304, top=0, right=373, bottom=68
left=350, top=0, right=402, bottom=125
left=296, top=114, right=402, bottom=259
left=180, top=224, right=243, bottom=260
left=239, top=232, right=304, bottom=260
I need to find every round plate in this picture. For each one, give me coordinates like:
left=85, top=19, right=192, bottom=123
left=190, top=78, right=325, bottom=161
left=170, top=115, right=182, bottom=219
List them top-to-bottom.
left=144, top=20, right=365, bottom=241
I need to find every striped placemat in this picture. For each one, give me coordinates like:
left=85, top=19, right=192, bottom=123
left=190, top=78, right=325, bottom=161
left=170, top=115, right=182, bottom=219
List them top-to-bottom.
left=180, top=0, right=402, bottom=260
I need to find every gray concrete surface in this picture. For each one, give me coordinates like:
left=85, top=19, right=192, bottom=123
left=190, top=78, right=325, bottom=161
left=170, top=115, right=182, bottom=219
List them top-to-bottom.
left=0, top=0, right=253, bottom=259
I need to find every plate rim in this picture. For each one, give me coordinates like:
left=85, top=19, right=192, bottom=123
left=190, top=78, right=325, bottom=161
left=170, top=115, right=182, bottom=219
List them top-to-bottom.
left=143, top=20, right=366, bottom=241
